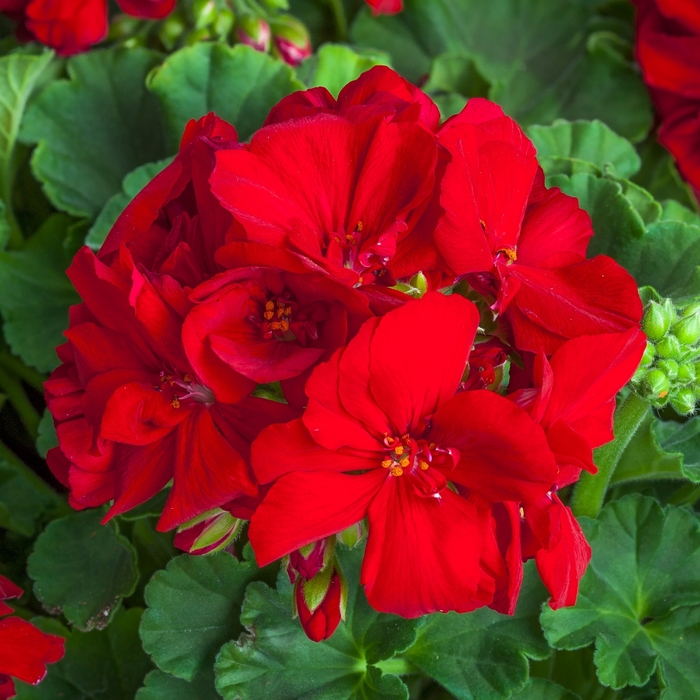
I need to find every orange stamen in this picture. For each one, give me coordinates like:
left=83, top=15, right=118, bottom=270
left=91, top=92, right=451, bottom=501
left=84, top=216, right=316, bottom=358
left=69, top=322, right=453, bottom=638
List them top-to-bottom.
left=171, top=397, right=181, bottom=409
left=381, top=459, right=392, bottom=468
left=419, top=460, right=429, bottom=471
left=390, top=466, right=403, bottom=477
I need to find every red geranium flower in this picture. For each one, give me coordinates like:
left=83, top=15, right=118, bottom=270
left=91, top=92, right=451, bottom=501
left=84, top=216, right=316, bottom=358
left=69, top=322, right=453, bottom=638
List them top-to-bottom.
left=364, top=0, right=403, bottom=15
left=634, top=0, right=700, bottom=196
left=434, top=99, right=643, bottom=354
left=210, top=110, right=439, bottom=290
left=249, top=292, right=558, bottom=617
left=0, top=576, right=64, bottom=699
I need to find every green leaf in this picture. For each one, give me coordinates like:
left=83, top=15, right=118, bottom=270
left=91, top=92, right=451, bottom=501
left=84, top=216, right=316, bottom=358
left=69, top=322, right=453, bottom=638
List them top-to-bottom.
left=350, top=0, right=652, bottom=141
left=148, top=42, right=303, bottom=148
left=299, top=43, right=390, bottom=97
left=20, top=47, right=168, bottom=218
left=0, top=50, right=53, bottom=247
left=423, top=53, right=490, bottom=103
left=526, top=119, right=641, bottom=179
left=85, top=157, right=173, bottom=250
left=660, top=199, right=700, bottom=227
left=0, top=214, right=80, bottom=371
left=36, top=407, right=58, bottom=459
left=609, top=410, right=685, bottom=486
left=655, top=417, right=700, bottom=483
left=0, top=458, right=55, bottom=536
left=541, top=495, right=700, bottom=696
left=27, top=509, right=138, bottom=631
left=215, top=544, right=421, bottom=700
left=140, top=551, right=262, bottom=681
left=404, top=560, right=549, bottom=700
left=15, top=608, right=153, bottom=699
left=136, top=670, right=220, bottom=700
left=510, top=678, right=580, bottom=700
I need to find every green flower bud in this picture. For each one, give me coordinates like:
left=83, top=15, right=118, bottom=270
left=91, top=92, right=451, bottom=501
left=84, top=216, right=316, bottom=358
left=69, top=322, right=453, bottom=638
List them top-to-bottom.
left=193, top=0, right=217, bottom=29
left=260, top=0, right=289, bottom=10
left=213, top=7, right=235, bottom=38
left=159, top=10, right=187, bottom=49
left=270, top=14, right=312, bottom=66
left=184, top=27, right=211, bottom=45
left=642, top=301, right=672, bottom=341
left=682, top=302, right=700, bottom=317
left=673, top=313, right=700, bottom=345
left=656, top=334, right=682, bottom=360
left=640, top=341, right=655, bottom=367
left=657, top=359, right=679, bottom=381
left=677, top=363, right=696, bottom=385
left=645, top=368, right=670, bottom=398
left=671, top=387, right=696, bottom=416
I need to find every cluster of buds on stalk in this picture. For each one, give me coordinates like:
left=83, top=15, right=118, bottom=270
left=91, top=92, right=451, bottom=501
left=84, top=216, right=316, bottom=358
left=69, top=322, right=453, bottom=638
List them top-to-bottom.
left=632, top=296, right=700, bottom=415
left=174, top=507, right=243, bottom=555
left=286, top=524, right=364, bottom=642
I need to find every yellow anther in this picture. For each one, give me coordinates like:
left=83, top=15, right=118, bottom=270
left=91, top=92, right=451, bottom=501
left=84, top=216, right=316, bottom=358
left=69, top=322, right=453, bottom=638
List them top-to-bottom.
left=356, top=220, right=364, bottom=232
left=265, top=300, right=275, bottom=312
left=264, top=311, right=274, bottom=320
left=279, top=320, right=290, bottom=332
left=270, top=322, right=281, bottom=331
left=183, top=374, right=192, bottom=383
left=171, top=397, right=181, bottom=409
left=429, top=443, right=436, bottom=450
left=394, top=445, right=404, bottom=456
left=399, top=457, right=410, bottom=468
left=381, top=458, right=392, bottom=468
left=419, top=460, right=429, bottom=471
left=390, top=466, right=404, bottom=477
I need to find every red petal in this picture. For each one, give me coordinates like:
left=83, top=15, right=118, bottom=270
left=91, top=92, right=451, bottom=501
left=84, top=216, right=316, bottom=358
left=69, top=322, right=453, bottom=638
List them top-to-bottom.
left=25, top=0, right=107, bottom=54
left=116, top=0, right=174, bottom=18
left=369, top=292, right=479, bottom=435
left=429, top=390, right=557, bottom=504
left=249, top=470, right=384, bottom=566
left=361, top=476, right=482, bottom=616
left=0, top=577, right=22, bottom=618
left=0, top=617, right=64, bottom=684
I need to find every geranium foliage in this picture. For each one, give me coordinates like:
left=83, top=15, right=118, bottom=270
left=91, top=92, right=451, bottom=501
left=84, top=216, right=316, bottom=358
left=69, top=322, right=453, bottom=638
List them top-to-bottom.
left=0, top=0, right=699, bottom=699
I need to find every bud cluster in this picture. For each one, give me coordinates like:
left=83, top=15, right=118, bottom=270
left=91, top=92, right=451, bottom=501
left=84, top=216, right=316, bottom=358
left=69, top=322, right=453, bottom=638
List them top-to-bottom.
left=632, top=298, right=700, bottom=415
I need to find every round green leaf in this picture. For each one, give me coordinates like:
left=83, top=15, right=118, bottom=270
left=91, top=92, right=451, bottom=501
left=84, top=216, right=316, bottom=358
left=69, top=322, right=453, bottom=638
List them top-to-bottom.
left=27, top=509, right=138, bottom=631
left=136, top=670, right=220, bottom=700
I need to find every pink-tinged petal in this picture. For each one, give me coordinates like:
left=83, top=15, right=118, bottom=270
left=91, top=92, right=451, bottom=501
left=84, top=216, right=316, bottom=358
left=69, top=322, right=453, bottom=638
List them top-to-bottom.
left=517, top=188, right=593, bottom=265
left=505, top=256, right=643, bottom=354
left=369, top=293, right=480, bottom=435
left=543, top=329, right=646, bottom=447
left=304, top=346, right=383, bottom=452
left=101, top=382, right=184, bottom=445
left=429, top=390, right=557, bottom=503
left=157, top=407, right=257, bottom=531
left=252, top=419, right=379, bottom=484
left=104, top=439, right=174, bottom=521
left=249, top=470, right=385, bottom=566
left=361, top=476, right=482, bottom=616
left=532, top=496, right=591, bottom=609
left=0, top=617, right=64, bottom=684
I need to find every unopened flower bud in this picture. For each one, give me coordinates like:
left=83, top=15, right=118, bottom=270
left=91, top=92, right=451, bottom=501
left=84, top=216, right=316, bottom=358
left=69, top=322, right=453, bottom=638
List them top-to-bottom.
left=193, top=0, right=217, bottom=28
left=260, top=0, right=289, bottom=10
left=214, top=8, right=235, bottom=38
left=159, top=10, right=187, bottom=49
left=236, top=15, right=271, bottom=52
left=270, top=15, right=311, bottom=66
left=184, top=27, right=211, bottom=45
left=642, top=301, right=672, bottom=341
left=682, top=302, right=700, bottom=317
left=673, top=314, right=700, bottom=345
left=656, top=335, right=682, bottom=360
left=640, top=341, right=655, bottom=367
left=656, top=359, right=679, bottom=381
left=678, top=363, right=696, bottom=385
left=645, top=368, right=670, bottom=398
left=671, top=387, right=696, bottom=416
left=174, top=508, right=242, bottom=555
left=337, top=521, right=366, bottom=549
left=287, top=537, right=334, bottom=583
left=295, top=564, right=346, bottom=642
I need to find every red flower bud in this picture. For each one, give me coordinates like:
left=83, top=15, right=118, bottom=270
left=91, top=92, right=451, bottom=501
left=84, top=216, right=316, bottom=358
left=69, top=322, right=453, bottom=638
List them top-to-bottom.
left=236, top=15, right=271, bottom=53
left=270, top=15, right=311, bottom=66
left=174, top=508, right=242, bottom=555
left=287, top=537, right=333, bottom=582
left=295, top=566, right=346, bottom=642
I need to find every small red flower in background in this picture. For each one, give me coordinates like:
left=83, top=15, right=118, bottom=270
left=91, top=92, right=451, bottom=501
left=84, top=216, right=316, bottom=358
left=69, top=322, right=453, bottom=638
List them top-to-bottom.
left=0, top=0, right=173, bottom=55
left=365, top=0, right=403, bottom=15
left=634, top=0, right=700, bottom=196
left=435, top=99, right=643, bottom=354
left=249, top=292, right=558, bottom=617
left=0, top=576, right=64, bottom=699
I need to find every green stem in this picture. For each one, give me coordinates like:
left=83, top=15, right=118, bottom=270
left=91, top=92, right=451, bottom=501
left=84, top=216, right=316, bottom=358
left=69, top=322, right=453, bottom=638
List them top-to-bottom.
left=327, top=0, right=348, bottom=42
left=0, top=351, right=47, bottom=393
left=0, top=365, right=40, bottom=440
left=571, top=392, right=650, bottom=519
left=0, top=440, right=65, bottom=508
left=669, top=482, right=700, bottom=507
left=374, top=657, right=417, bottom=676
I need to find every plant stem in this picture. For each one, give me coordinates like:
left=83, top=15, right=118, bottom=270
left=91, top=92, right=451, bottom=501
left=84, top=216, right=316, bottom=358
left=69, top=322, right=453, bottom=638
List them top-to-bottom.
left=327, top=0, right=348, bottom=42
left=0, top=350, right=46, bottom=392
left=0, top=365, right=40, bottom=440
left=571, top=392, right=650, bottom=519
left=0, top=439, right=65, bottom=508
left=668, top=482, right=700, bottom=507
left=374, top=657, right=417, bottom=676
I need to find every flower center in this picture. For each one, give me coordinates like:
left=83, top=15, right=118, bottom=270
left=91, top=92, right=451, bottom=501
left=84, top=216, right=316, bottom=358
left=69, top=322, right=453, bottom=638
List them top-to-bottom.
left=495, top=246, right=517, bottom=264
left=261, top=296, right=295, bottom=339
left=160, top=371, right=215, bottom=408
left=380, top=434, right=439, bottom=476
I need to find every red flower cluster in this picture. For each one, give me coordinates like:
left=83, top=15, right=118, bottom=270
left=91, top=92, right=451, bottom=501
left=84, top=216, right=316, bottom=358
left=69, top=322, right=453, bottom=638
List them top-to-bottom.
left=0, top=0, right=173, bottom=55
left=634, top=0, right=700, bottom=196
left=46, top=67, right=644, bottom=639
left=0, top=576, right=64, bottom=699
